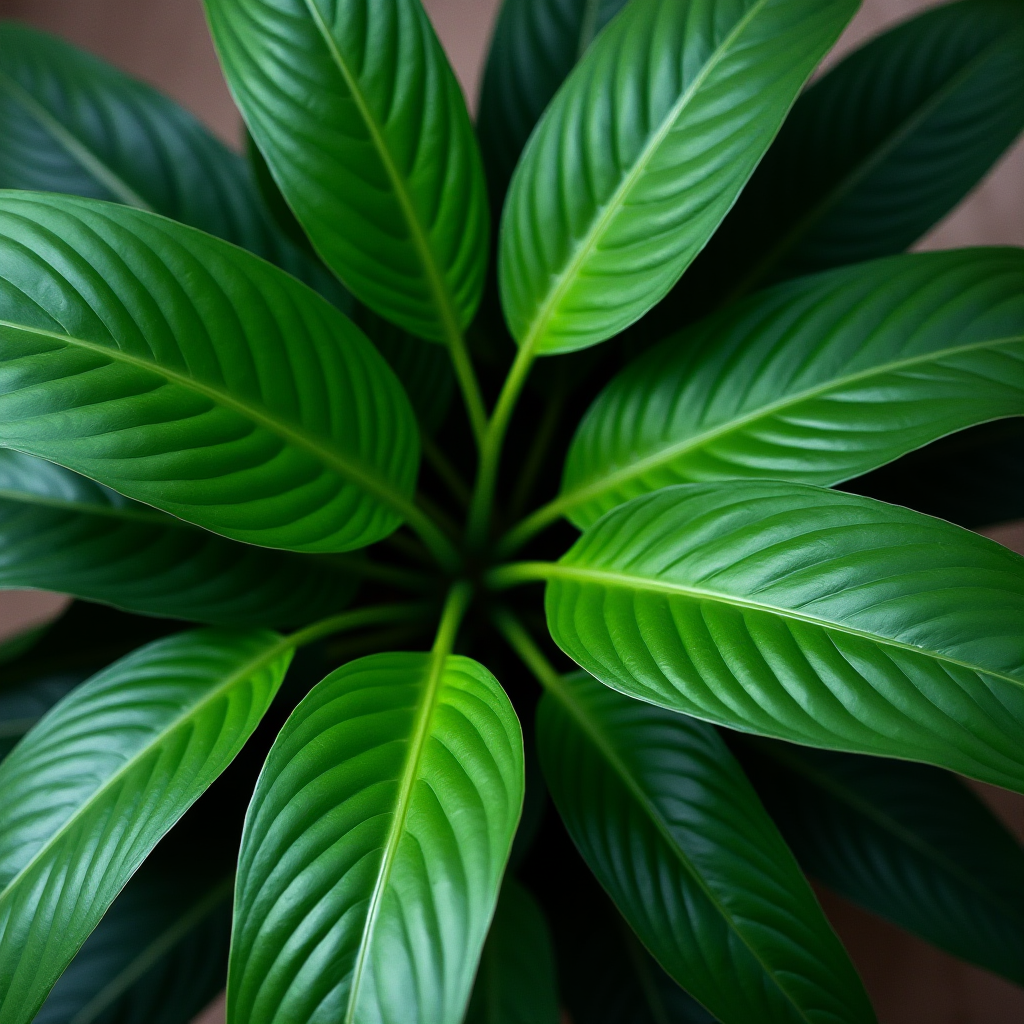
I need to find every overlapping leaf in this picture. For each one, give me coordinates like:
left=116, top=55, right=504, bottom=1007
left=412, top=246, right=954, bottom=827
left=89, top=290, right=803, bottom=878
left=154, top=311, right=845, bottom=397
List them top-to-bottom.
left=205, top=0, right=489, bottom=343
left=498, top=0, right=858, bottom=355
left=0, top=191, right=419, bottom=553
left=559, top=249, right=1024, bottom=528
left=542, top=482, right=1024, bottom=791
left=0, top=628, right=291, bottom=1024
left=228, top=652, right=524, bottom=1024
left=538, top=671, right=873, bottom=1024
left=740, top=740, right=1024, bottom=984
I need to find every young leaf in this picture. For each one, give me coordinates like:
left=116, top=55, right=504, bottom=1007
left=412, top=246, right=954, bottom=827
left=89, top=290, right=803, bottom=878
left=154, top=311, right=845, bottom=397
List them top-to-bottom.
left=204, top=0, right=489, bottom=344
left=497, top=0, right=858, bottom=356
left=0, top=191, right=420, bottom=554
left=559, top=249, right=1024, bottom=529
left=0, top=451, right=358, bottom=626
left=541, top=482, right=1024, bottom=792
left=0, top=628, right=291, bottom=1024
left=228, top=652, right=524, bottom=1024
left=538, top=671, right=874, bottom=1024
left=739, top=740, right=1024, bottom=985
left=465, top=878, right=559, bottom=1024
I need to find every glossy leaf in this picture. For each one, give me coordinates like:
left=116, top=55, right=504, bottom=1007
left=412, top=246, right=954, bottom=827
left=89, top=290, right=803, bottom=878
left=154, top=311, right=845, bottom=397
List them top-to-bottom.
left=205, top=0, right=489, bottom=343
left=477, top=0, right=627, bottom=200
left=498, top=0, right=858, bottom=356
left=0, top=191, right=420, bottom=553
left=560, top=249, right=1024, bottom=528
left=0, top=450, right=358, bottom=626
left=543, top=482, right=1024, bottom=792
left=0, top=628, right=291, bottom=1024
left=228, top=652, right=524, bottom=1024
left=538, top=670, right=873, bottom=1024
left=739, top=740, right=1024, bottom=985
left=34, top=861, right=232, bottom=1024
left=465, top=878, right=559, bottom=1024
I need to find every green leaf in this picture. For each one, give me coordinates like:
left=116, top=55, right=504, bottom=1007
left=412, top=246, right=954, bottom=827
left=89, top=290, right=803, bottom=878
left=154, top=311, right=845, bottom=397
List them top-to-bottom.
left=204, top=0, right=489, bottom=344
left=477, top=0, right=627, bottom=200
left=497, top=0, right=858, bottom=356
left=0, top=191, right=420, bottom=554
left=559, top=249, right=1024, bottom=529
left=0, top=450, right=358, bottom=626
left=541, top=481, right=1024, bottom=792
left=0, top=627, right=291, bottom=1023
left=227, top=651, right=524, bottom=1024
left=538, top=670, right=873, bottom=1024
left=739, top=740, right=1024, bottom=985
left=34, top=861, right=232, bottom=1024
left=465, top=878, right=559, bottom=1024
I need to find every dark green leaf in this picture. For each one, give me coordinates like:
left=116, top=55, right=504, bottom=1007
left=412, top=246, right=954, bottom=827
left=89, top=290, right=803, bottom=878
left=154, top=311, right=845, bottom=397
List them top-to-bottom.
left=205, top=0, right=489, bottom=343
left=498, top=0, right=858, bottom=355
left=246, top=129, right=316, bottom=258
left=0, top=191, right=420, bottom=554
left=559, top=249, right=1024, bottom=529
left=0, top=450, right=358, bottom=626
left=542, top=482, right=1024, bottom=792
left=0, top=628, right=291, bottom=1023
left=228, top=651, right=524, bottom=1024
left=538, top=671, right=873, bottom=1024
left=0, top=672, right=82, bottom=762
left=739, top=739, right=1024, bottom=985
left=34, top=861, right=232, bottom=1024
left=465, top=878, right=559, bottom=1024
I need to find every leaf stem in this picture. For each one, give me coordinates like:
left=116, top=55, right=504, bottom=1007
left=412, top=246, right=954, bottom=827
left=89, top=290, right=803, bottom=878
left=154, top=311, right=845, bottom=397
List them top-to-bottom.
left=445, top=324, right=489, bottom=449
left=495, top=493, right=573, bottom=558
left=485, top=561, right=555, bottom=591
left=431, top=580, right=473, bottom=655
left=286, top=602, right=434, bottom=651
left=491, top=606, right=565, bottom=695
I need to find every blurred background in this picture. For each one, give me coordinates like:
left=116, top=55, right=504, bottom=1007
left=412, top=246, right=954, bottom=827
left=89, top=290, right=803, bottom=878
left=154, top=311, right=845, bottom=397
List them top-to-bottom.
left=0, top=1, right=1021, bottom=1021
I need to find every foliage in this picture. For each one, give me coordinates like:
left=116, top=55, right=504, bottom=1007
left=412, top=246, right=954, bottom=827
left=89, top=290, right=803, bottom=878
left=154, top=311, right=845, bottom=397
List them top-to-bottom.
left=0, top=1, right=1021, bottom=1021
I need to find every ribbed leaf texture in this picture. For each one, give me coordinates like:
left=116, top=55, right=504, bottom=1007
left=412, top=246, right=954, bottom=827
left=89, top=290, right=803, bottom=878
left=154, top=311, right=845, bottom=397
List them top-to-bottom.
left=204, top=0, right=489, bottom=343
left=477, top=0, right=627, bottom=201
left=497, top=0, right=858, bottom=355
left=0, top=22, right=344, bottom=302
left=0, top=191, right=420, bottom=553
left=560, top=249, right=1024, bottom=528
left=0, top=450, right=357, bottom=626
left=543, top=482, right=1024, bottom=791
left=0, top=628, right=291, bottom=1024
left=228, top=652, right=524, bottom=1024
left=538, top=671, right=873, bottom=1023
left=740, top=740, right=1024, bottom=985
left=34, top=861, right=233, bottom=1024
left=465, top=878, right=559, bottom=1024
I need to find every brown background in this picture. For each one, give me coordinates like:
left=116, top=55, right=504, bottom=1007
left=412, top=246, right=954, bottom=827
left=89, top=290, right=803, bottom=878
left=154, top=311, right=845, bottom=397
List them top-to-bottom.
left=0, top=1, right=1021, bottom=1021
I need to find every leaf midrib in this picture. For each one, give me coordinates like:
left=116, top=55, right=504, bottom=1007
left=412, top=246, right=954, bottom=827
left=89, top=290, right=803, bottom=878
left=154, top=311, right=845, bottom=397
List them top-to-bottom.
left=560, top=332, right=1024, bottom=519
left=544, top=564, right=1024, bottom=690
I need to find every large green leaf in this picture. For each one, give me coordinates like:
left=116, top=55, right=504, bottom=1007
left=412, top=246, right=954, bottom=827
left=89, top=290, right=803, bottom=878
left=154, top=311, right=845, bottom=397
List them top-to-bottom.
left=204, top=0, right=489, bottom=344
left=476, top=0, right=627, bottom=201
left=497, top=0, right=858, bottom=356
left=0, top=191, right=420, bottom=554
left=559, top=249, right=1024, bottom=529
left=0, top=450, right=358, bottom=626
left=540, top=482, right=1024, bottom=791
left=0, top=628, right=291, bottom=1024
left=228, top=651, right=524, bottom=1024
left=538, top=671, right=873, bottom=1024
left=739, top=740, right=1024, bottom=985
left=34, top=861, right=232, bottom=1024
left=465, top=878, right=559, bottom=1024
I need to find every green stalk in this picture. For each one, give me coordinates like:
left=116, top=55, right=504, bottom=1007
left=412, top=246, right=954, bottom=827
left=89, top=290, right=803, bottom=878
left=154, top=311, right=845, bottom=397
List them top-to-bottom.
left=445, top=324, right=489, bottom=450
left=495, top=492, right=573, bottom=558
left=485, top=561, right=556, bottom=591
left=491, top=606, right=566, bottom=696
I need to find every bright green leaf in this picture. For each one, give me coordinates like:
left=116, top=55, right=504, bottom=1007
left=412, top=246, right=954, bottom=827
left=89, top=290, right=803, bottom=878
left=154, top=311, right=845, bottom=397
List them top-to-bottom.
left=204, top=0, right=489, bottom=344
left=497, top=0, right=858, bottom=356
left=0, top=191, right=420, bottom=554
left=559, top=249, right=1024, bottom=529
left=0, top=450, right=359, bottom=626
left=542, top=482, right=1024, bottom=791
left=0, top=628, right=291, bottom=1024
left=227, top=651, right=524, bottom=1024
left=538, top=671, right=873, bottom=1024
left=741, top=740, right=1024, bottom=985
